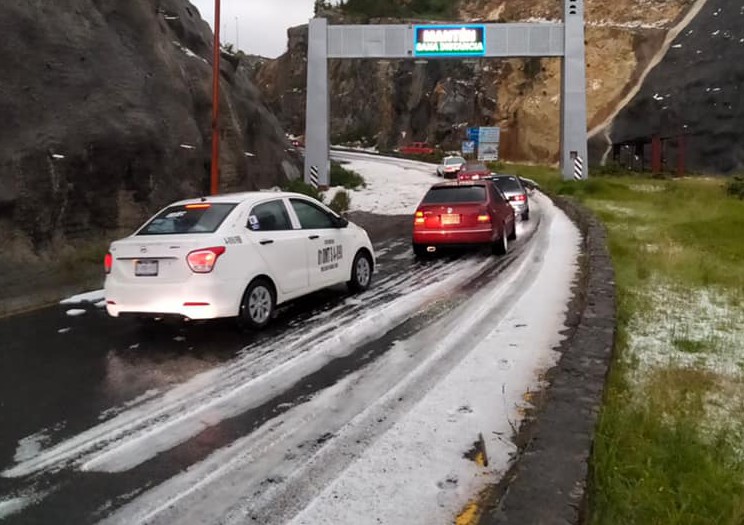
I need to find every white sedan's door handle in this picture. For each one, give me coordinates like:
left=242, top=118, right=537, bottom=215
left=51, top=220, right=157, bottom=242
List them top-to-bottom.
left=308, top=235, right=320, bottom=240
left=259, top=239, right=274, bottom=245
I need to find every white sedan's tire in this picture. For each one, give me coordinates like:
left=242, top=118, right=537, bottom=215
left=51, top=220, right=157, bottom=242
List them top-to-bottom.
left=347, top=250, right=373, bottom=293
left=238, top=278, right=276, bottom=330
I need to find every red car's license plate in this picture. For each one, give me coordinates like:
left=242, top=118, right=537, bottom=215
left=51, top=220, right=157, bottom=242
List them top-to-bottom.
left=441, top=214, right=460, bottom=225
left=135, top=260, right=158, bottom=276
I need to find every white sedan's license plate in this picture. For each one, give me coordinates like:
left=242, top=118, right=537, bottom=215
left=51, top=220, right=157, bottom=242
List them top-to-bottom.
left=135, top=260, right=158, bottom=276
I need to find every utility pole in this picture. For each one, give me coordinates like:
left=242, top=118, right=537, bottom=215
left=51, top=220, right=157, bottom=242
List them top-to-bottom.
left=210, top=0, right=221, bottom=195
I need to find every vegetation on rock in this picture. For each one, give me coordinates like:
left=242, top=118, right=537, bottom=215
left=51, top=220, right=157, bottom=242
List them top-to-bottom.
left=332, top=0, right=456, bottom=18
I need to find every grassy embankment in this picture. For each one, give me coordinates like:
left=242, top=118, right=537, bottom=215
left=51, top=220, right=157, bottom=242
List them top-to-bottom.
left=500, top=163, right=744, bottom=524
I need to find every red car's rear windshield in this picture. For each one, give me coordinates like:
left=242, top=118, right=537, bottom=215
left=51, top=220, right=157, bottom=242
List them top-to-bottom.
left=422, top=186, right=486, bottom=204
left=137, top=203, right=237, bottom=235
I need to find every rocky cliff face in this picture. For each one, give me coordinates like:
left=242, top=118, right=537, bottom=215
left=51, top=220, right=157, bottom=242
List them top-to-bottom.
left=0, top=0, right=299, bottom=255
left=256, top=0, right=692, bottom=164
left=600, top=0, right=744, bottom=173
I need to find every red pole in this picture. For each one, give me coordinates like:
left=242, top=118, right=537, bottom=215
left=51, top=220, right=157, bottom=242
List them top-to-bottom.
left=210, top=0, right=221, bottom=195
left=651, top=134, right=662, bottom=174
left=677, top=134, right=686, bottom=178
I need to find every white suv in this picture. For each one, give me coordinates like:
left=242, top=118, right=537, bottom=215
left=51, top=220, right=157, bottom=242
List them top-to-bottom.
left=104, top=192, right=375, bottom=329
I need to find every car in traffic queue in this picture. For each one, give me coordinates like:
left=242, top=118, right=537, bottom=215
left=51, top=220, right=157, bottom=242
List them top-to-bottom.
left=399, top=142, right=435, bottom=156
left=436, top=155, right=466, bottom=178
left=456, top=162, right=491, bottom=182
left=490, top=174, right=531, bottom=221
left=518, top=176, right=540, bottom=192
left=412, top=181, right=516, bottom=258
left=103, top=192, right=375, bottom=329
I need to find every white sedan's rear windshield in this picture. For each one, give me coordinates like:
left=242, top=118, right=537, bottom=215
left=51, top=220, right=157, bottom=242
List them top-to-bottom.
left=445, top=157, right=465, bottom=165
left=492, top=177, right=523, bottom=193
left=423, top=186, right=486, bottom=203
left=137, top=203, right=237, bottom=235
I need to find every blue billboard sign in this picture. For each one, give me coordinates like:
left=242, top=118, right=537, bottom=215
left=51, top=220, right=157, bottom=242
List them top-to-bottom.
left=413, top=25, right=487, bottom=58
left=479, top=126, right=501, bottom=142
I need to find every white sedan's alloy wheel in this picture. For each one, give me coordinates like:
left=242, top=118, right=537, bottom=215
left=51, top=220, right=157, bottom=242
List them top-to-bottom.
left=355, top=256, right=371, bottom=288
left=248, top=285, right=272, bottom=325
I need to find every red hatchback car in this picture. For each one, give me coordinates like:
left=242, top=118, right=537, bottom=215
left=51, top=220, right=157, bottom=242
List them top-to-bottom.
left=399, top=142, right=435, bottom=155
left=457, top=162, right=491, bottom=182
left=412, top=181, right=516, bottom=257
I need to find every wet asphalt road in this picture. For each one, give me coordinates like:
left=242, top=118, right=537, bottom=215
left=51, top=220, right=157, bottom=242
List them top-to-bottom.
left=0, top=207, right=541, bottom=524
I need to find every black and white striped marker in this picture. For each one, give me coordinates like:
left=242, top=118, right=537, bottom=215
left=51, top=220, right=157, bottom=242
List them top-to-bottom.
left=573, top=156, right=584, bottom=181
left=309, top=166, right=319, bottom=188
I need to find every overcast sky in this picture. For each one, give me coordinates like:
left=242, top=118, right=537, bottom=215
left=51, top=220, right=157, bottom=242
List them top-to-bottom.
left=189, top=0, right=328, bottom=58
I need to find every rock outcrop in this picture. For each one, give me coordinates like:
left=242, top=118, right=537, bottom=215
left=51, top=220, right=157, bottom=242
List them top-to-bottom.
left=0, top=0, right=299, bottom=254
left=255, top=0, right=692, bottom=165
left=599, top=0, right=744, bottom=173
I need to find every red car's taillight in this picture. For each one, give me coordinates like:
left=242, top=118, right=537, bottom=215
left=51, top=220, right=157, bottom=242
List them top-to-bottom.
left=414, top=210, right=425, bottom=226
left=477, top=214, right=491, bottom=223
left=186, top=247, right=226, bottom=273
left=104, top=252, right=113, bottom=274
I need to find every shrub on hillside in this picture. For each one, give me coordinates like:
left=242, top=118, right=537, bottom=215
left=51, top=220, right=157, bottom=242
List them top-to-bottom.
left=340, top=0, right=455, bottom=18
left=486, top=161, right=505, bottom=172
left=330, top=162, right=366, bottom=190
left=593, top=162, right=630, bottom=177
left=725, top=176, right=744, bottom=200
left=282, top=178, right=324, bottom=202
left=329, top=190, right=351, bottom=214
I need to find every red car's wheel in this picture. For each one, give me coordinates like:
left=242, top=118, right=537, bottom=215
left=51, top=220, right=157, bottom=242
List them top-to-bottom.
left=492, top=227, right=508, bottom=256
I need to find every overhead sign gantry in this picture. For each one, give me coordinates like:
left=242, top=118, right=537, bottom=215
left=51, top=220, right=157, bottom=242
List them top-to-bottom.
left=304, top=0, right=588, bottom=185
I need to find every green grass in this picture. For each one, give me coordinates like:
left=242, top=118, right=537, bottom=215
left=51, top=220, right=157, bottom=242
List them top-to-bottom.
left=511, top=165, right=744, bottom=524
left=672, top=338, right=708, bottom=354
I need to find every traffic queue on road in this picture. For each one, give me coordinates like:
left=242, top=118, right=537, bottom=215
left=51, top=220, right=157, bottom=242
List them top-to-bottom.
left=102, top=158, right=533, bottom=329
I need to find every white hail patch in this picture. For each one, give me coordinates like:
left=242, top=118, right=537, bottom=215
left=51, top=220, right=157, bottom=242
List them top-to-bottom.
left=629, top=183, right=666, bottom=193
left=596, top=202, right=639, bottom=217
left=626, top=281, right=744, bottom=457
left=627, top=281, right=744, bottom=379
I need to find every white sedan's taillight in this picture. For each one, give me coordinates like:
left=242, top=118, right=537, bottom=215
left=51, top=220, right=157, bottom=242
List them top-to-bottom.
left=187, top=247, right=226, bottom=273
left=104, top=252, right=113, bottom=274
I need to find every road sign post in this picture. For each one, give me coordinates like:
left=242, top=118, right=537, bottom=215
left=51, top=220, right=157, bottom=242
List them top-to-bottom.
left=477, top=127, right=500, bottom=162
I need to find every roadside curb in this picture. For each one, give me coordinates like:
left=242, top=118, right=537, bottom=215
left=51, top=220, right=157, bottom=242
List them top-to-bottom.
left=479, top=195, right=616, bottom=524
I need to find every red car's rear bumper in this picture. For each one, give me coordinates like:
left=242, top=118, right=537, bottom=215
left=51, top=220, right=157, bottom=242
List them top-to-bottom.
left=413, top=227, right=495, bottom=245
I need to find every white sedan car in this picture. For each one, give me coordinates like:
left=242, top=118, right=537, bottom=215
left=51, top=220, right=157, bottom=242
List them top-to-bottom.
left=436, top=155, right=466, bottom=178
left=104, top=192, right=375, bottom=329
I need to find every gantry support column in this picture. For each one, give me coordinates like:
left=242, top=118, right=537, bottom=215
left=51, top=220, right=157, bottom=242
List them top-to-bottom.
left=561, top=0, right=589, bottom=180
left=304, top=18, right=330, bottom=188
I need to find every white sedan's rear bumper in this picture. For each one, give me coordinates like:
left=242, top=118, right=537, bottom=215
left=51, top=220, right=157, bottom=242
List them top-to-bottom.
left=104, top=277, right=242, bottom=320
